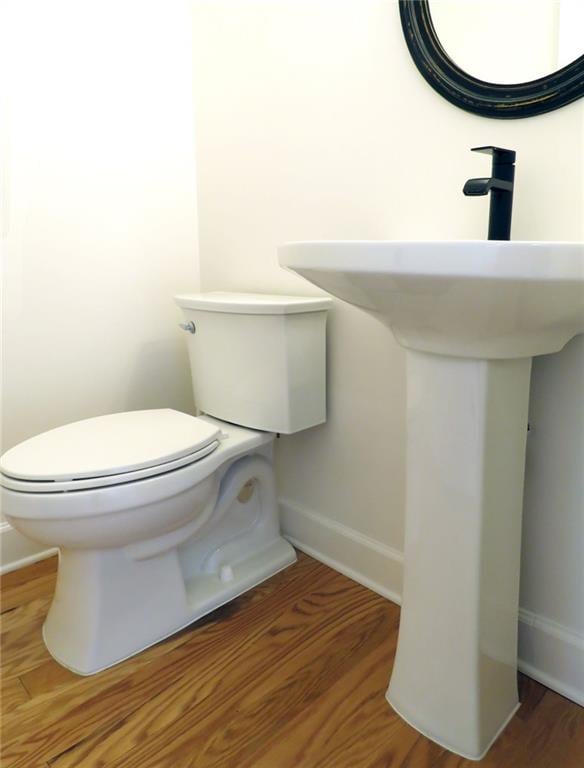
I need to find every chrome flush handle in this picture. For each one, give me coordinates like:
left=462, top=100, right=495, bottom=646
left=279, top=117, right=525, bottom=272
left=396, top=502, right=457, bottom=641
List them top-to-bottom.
left=178, top=321, right=196, bottom=334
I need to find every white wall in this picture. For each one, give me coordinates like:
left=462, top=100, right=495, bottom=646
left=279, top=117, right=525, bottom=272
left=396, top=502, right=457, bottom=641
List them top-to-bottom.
left=1, top=0, right=199, bottom=566
left=190, top=0, right=584, bottom=702
left=520, top=335, right=584, bottom=703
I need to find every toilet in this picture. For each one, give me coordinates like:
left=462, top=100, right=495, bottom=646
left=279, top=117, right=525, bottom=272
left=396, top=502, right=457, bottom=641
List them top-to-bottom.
left=0, top=292, right=331, bottom=675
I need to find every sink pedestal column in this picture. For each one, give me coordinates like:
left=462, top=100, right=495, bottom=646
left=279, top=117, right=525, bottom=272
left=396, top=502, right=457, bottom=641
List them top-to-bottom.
left=387, top=350, right=532, bottom=760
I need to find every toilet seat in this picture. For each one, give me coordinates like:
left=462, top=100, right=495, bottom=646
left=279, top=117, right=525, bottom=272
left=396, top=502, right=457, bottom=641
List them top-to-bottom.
left=0, top=409, right=222, bottom=493
left=0, top=440, right=220, bottom=493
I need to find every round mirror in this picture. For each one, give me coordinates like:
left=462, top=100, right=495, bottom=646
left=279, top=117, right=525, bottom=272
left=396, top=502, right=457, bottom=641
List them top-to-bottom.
left=399, top=0, right=584, bottom=118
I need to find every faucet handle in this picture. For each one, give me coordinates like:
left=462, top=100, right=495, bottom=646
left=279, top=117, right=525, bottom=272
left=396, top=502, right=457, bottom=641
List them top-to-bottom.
left=471, top=146, right=516, bottom=164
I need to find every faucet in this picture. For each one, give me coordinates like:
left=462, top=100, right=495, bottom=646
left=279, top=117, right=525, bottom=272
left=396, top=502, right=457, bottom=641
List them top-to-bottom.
left=463, top=146, right=516, bottom=240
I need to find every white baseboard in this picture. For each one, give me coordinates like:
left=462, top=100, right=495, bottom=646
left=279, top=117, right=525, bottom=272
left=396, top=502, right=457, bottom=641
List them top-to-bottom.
left=279, top=497, right=584, bottom=707
left=279, top=498, right=403, bottom=605
left=0, top=521, right=56, bottom=575
left=518, top=608, right=584, bottom=706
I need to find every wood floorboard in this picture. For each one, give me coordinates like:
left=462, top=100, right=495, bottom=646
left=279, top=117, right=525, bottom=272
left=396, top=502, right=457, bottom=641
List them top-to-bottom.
left=0, top=550, right=582, bottom=768
left=2, top=554, right=325, bottom=767
left=0, top=557, right=57, bottom=593
left=50, top=564, right=349, bottom=768
left=0, top=573, right=57, bottom=615
left=154, top=585, right=396, bottom=768
left=0, top=597, right=52, bottom=636
left=1, top=615, right=53, bottom=681
left=244, top=640, right=403, bottom=768
left=19, top=659, right=83, bottom=699
left=0, top=677, right=30, bottom=716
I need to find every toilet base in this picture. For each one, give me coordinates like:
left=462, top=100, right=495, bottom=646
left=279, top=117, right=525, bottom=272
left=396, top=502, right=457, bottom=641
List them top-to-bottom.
left=39, top=450, right=295, bottom=675
left=44, top=537, right=296, bottom=676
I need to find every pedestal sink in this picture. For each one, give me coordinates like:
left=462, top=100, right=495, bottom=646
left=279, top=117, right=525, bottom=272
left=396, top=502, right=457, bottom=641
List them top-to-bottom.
left=279, top=240, right=584, bottom=760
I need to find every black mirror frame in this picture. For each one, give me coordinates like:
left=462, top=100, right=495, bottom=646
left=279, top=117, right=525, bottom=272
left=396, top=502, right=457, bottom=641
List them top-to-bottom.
left=399, top=0, right=584, bottom=119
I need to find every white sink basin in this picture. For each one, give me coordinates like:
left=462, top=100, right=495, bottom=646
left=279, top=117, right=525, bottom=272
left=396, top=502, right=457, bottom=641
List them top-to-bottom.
left=279, top=239, right=584, bottom=760
left=279, top=240, right=584, bottom=358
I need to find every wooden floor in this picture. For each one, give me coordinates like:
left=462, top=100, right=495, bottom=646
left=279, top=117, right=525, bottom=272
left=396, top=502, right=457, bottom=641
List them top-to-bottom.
left=1, top=553, right=583, bottom=768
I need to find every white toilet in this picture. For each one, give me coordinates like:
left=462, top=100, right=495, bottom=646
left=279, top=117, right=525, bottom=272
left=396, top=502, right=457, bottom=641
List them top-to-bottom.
left=0, top=292, right=331, bottom=675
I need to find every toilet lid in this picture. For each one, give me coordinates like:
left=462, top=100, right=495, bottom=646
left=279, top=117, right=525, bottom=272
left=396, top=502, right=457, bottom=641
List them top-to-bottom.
left=0, top=410, right=222, bottom=482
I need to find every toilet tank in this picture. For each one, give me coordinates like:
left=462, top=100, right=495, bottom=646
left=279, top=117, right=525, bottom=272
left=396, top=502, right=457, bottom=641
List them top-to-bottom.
left=174, top=292, right=332, bottom=434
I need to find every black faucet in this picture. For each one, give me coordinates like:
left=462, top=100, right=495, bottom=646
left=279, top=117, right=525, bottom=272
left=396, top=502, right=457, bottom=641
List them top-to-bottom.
left=463, top=146, right=516, bottom=240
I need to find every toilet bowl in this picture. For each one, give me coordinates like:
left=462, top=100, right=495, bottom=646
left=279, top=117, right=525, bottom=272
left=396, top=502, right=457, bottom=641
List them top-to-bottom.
left=0, top=292, right=331, bottom=674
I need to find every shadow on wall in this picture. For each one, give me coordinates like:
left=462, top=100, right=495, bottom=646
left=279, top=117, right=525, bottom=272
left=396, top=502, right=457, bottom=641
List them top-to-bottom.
left=521, top=333, right=584, bottom=627
left=125, top=337, right=195, bottom=416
